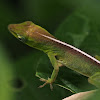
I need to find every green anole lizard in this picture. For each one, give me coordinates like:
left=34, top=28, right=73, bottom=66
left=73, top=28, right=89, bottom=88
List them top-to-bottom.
left=8, top=21, right=100, bottom=89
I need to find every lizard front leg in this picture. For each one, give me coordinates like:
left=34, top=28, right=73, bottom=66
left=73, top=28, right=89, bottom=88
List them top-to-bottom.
left=39, top=53, right=61, bottom=90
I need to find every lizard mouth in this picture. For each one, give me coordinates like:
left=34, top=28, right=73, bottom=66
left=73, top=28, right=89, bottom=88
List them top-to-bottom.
left=8, top=24, right=18, bottom=38
left=10, top=30, right=18, bottom=38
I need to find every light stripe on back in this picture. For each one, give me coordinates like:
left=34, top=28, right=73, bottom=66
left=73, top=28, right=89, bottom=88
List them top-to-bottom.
left=40, top=34, right=100, bottom=64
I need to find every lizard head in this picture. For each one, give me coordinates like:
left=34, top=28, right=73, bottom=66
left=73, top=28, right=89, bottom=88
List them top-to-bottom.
left=8, top=21, right=35, bottom=44
left=8, top=21, right=55, bottom=51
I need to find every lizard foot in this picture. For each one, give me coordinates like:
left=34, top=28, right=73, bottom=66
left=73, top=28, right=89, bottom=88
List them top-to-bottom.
left=38, top=78, right=53, bottom=90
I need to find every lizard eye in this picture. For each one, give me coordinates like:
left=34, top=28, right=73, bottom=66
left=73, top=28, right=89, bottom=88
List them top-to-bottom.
left=18, top=35, right=27, bottom=43
left=18, top=37, right=22, bottom=41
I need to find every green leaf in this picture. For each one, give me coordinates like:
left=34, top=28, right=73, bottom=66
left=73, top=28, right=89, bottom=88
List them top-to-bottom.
left=55, top=13, right=89, bottom=47
left=80, top=23, right=100, bottom=56
left=0, top=44, right=14, bottom=100
left=14, top=51, right=70, bottom=100
left=36, top=54, right=93, bottom=94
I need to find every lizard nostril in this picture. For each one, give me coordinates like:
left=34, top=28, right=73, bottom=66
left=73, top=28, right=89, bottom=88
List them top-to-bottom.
left=8, top=24, right=13, bottom=31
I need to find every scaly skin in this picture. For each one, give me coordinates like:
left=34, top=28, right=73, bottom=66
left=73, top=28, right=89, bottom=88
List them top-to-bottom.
left=8, top=21, right=100, bottom=89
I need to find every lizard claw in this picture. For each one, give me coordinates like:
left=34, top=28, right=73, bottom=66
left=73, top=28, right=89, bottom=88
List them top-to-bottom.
left=38, top=82, right=48, bottom=88
left=50, top=83, right=53, bottom=90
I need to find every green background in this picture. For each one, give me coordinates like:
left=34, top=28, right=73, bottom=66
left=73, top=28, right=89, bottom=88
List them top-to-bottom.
left=0, top=0, right=100, bottom=100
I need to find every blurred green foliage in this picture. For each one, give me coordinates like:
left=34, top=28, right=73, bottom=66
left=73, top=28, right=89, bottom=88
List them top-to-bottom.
left=0, top=0, right=100, bottom=100
left=0, top=45, right=14, bottom=100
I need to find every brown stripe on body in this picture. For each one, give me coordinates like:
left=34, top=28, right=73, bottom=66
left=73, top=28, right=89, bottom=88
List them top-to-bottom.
left=28, top=24, right=100, bottom=68
left=33, top=32, right=100, bottom=68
